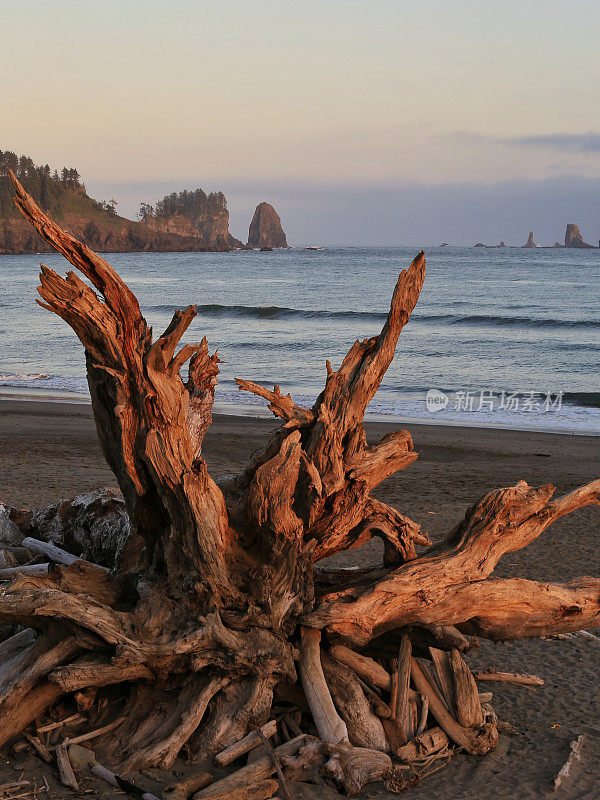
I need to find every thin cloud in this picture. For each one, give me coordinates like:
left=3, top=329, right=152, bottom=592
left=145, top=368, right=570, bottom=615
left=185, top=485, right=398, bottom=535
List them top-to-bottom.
left=454, top=130, right=600, bottom=153
left=506, top=132, right=600, bottom=152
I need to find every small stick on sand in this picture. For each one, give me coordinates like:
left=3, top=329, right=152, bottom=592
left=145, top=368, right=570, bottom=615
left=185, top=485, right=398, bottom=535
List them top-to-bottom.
left=21, top=537, right=108, bottom=571
left=0, top=564, right=49, bottom=578
left=576, top=630, right=600, bottom=642
left=473, top=668, right=544, bottom=686
left=37, top=713, right=86, bottom=734
left=60, top=716, right=124, bottom=746
left=256, top=729, right=293, bottom=800
left=553, top=735, right=584, bottom=791
left=92, top=764, right=161, bottom=800
left=0, top=782, right=30, bottom=793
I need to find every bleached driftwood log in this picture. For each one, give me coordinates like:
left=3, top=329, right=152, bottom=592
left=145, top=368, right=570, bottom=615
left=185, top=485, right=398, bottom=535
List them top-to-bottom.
left=0, top=172, right=597, bottom=792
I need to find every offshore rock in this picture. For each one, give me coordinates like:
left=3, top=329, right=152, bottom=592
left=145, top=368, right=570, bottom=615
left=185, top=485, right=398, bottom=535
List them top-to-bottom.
left=248, top=202, right=288, bottom=248
left=564, top=223, right=594, bottom=248
left=522, top=231, right=536, bottom=248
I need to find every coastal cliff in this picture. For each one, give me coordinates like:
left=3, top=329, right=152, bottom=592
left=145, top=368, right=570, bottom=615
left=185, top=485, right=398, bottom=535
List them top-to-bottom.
left=0, top=151, right=240, bottom=254
left=140, top=188, right=243, bottom=249
left=247, top=202, right=288, bottom=248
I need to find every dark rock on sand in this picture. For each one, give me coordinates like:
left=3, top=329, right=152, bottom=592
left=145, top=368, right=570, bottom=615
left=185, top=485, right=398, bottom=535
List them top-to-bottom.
left=8, top=489, right=137, bottom=570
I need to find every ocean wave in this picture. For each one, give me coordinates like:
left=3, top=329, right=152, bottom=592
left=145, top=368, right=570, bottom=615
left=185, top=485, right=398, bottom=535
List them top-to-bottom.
left=147, top=304, right=600, bottom=330
left=3, top=371, right=599, bottom=423
left=0, top=372, right=50, bottom=381
left=0, top=373, right=87, bottom=393
left=562, top=392, right=600, bottom=409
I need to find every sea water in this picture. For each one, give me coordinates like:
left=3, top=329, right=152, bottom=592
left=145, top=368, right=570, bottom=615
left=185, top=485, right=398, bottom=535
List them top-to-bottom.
left=0, top=246, right=598, bottom=434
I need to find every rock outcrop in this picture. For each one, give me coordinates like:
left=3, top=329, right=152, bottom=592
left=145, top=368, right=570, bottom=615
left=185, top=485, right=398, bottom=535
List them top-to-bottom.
left=248, top=202, right=288, bottom=248
left=144, top=213, right=242, bottom=250
left=0, top=215, right=236, bottom=254
left=564, top=224, right=594, bottom=249
left=522, top=231, right=536, bottom=248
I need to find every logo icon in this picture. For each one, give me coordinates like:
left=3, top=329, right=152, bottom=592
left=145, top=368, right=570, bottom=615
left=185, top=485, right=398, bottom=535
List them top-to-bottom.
left=426, top=389, right=448, bottom=413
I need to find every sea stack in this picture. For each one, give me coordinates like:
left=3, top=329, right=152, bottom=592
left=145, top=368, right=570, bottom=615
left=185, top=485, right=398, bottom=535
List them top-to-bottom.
left=248, top=202, right=288, bottom=248
left=564, top=223, right=593, bottom=248
left=522, top=231, right=536, bottom=248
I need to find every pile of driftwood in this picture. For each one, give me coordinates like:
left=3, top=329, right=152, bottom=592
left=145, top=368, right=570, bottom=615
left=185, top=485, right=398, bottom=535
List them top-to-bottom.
left=0, top=173, right=597, bottom=797
left=0, top=529, right=529, bottom=797
left=3, top=621, right=498, bottom=797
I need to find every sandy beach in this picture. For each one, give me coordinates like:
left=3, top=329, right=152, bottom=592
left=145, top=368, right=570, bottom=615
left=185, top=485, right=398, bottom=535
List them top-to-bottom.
left=0, top=398, right=598, bottom=798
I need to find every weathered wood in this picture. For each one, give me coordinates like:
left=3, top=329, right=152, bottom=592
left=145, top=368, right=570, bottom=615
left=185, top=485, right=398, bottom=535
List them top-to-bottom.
left=308, top=480, right=600, bottom=645
left=21, top=537, right=106, bottom=570
left=0, top=563, right=49, bottom=578
left=298, top=627, right=348, bottom=744
left=395, top=634, right=412, bottom=744
left=329, top=645, right=391, bottom=691
left=428, top=647, right=455, bottom=711
left=449, top=649, right=483, bottom=727
left=322, top=653, right=388, bottom=751
left=416, top=657, right=450, bottom=711
left=410, top=659, right=497, bottom=756
left=473, top=669, right=544, bottom=686
left=354, top=675, right=394, bottom=718
left=415, top=694, right=429, bottom=737
left=36, top=712, right=86, bottom=734
left=61, top=717, right=124, bottom=746
left=215, top=720, right=278, bottom=767
left=396, top=726, right=449, bottom=763
left=256, top=728, right=293, bottom=800
left=23, top=733, right=52, bottom=762
left=553, top=735, right=584, bottom=791
left=194, top=737, right=305, bottom=798
left=279, top=737, right=325, bottom=783
left=56, top=742, right=79, bottom=790
left=323, top=744, right=392, bottom=796
left=91, top=763, right=161, bottom=800
left=163, top=773, right=214, bottom=800
left=194, top=782, right=279, bottom=800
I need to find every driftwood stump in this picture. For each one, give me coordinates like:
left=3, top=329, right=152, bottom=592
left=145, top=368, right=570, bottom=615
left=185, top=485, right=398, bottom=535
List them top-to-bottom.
left=1, top=171, right=598, bottom=791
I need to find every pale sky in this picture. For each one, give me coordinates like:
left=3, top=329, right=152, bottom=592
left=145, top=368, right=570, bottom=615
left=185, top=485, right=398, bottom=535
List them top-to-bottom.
left=2, top=0, right=600, bottom=244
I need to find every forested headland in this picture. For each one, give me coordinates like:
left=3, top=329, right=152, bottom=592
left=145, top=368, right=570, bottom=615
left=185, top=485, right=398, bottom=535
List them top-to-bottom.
left=0, top=151, right=241, bottom=253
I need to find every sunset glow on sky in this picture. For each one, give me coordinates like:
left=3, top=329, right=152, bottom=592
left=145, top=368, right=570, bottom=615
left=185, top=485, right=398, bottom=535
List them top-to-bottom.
left=4, top=0, right=599, bottom=243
